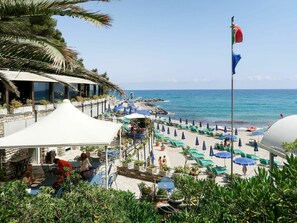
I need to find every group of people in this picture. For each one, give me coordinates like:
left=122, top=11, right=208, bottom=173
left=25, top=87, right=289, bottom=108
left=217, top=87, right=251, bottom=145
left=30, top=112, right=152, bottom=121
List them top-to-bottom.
left=23, top=152, right=93, bottom=191
left=158, top=155, right=167, bottom=168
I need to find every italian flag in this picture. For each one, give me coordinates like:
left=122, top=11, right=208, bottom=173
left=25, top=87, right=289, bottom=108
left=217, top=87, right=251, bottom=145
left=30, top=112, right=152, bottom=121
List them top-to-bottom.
left=232, top=25, right=243, bottom=44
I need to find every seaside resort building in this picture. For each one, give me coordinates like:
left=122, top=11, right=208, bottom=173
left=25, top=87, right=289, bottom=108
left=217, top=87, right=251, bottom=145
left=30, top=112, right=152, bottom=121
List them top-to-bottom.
left=0, top=70, right=111, bottom=179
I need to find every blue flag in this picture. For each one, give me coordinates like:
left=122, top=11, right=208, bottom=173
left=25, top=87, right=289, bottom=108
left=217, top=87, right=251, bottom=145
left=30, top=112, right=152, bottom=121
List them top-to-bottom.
left=232, top=52, right=241, bottom=74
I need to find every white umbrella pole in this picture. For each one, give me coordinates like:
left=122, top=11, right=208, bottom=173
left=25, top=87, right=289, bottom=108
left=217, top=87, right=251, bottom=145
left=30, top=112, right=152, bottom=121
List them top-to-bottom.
left=119, top=129, right=122, bottom=160
left=105, top=145, right=108, bottom=189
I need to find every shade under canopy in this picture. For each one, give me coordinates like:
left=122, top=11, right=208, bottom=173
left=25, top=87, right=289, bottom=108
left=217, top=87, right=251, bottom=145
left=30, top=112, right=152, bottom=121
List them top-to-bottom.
left=0, top=99, right=122, bottom=148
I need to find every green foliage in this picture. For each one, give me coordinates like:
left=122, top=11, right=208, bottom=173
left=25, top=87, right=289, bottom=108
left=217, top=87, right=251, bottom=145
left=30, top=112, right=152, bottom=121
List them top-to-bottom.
left=10, top=99, right=23, bottom=108
left=39, top=99, right=49, bottom=105
left=283, top=139, right=297, bottom=151
left=168, top=155, right=297, bottom=222
left=134, top=160, right=144, bottom=166
left=0, top=180, right=161, bottom=222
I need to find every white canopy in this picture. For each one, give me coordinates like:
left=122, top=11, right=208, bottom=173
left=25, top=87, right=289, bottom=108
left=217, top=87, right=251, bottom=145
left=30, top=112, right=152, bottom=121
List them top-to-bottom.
left=0, top=99, right=122, bottom=148
left=124, top=113, right=148, bottom=119
left=260, top=115, right=297, bottom=158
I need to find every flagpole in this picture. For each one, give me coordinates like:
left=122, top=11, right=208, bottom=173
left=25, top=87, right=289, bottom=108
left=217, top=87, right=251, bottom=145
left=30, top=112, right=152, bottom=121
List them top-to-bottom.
left=230, top=16, right=235, bottom=183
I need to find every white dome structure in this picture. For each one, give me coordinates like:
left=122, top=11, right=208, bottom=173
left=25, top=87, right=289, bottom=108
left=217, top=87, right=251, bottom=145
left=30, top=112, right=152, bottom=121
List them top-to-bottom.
left=260, top=115, right=297, bottom=158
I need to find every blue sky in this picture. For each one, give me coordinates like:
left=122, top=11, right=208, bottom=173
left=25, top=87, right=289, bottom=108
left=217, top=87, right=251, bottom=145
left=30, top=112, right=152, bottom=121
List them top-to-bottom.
left=56, top=0, right=297, bottom=90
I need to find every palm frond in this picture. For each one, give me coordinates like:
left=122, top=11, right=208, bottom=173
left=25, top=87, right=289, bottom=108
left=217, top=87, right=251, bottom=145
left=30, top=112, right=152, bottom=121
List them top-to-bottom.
left=0, top=0, right=112, bottom=27
left=0, top=71, right=20, bottom=97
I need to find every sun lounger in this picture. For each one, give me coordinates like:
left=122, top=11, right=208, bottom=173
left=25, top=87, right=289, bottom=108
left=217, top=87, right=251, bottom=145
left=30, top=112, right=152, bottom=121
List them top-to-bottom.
left=177, top=124, right=187, bottom=129
left=170, top=140, right=185, bottom=147
left=233, top=149, right=243, bottom=155
left=189, top=152, right=204, bottom=159
left=246, top=154, right=259, bottom=160
left=196, top=158, right=214, bottom=167
left=260, top=158, right=280, bottom=166
left=211, top=166, right=228, bottom=175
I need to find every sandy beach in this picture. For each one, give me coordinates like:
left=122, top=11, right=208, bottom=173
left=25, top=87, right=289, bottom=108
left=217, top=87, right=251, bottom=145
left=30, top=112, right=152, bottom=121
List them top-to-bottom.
left=48, top=117, right=284, bottom=199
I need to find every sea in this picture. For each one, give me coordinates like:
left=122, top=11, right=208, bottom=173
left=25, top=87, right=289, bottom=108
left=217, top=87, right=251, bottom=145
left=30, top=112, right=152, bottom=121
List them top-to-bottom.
left=119, top=89, right=297, bottom=129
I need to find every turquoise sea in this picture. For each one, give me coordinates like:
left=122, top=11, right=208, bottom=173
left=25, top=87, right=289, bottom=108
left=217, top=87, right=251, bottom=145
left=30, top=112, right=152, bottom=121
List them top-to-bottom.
left=122, top=89, right=297, bottom=129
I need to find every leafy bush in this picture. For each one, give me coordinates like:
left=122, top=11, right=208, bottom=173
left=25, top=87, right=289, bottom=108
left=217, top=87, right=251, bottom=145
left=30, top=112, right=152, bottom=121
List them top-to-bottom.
left=10, top=99, right=23, bottom=108
left=39, top=99, right=49, bottom=105
left=0, top=180, right=161, bottom=222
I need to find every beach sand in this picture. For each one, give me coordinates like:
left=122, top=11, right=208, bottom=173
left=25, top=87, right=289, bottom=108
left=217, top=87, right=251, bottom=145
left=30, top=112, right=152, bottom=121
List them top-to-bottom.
left=48, top=119, right=283, bottom=198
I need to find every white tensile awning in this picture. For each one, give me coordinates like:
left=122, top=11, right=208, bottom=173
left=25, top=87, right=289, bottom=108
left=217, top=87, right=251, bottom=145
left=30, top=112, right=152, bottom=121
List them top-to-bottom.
left=0, top=70, right=96, bottom=84
left=0, top=99, right=122, bottom=148
left=260, top=115, right=297, bottom=158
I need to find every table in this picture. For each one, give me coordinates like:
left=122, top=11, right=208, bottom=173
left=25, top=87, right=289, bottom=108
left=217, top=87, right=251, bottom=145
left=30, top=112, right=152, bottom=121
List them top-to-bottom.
left=11, top=155, right=32, bottom=177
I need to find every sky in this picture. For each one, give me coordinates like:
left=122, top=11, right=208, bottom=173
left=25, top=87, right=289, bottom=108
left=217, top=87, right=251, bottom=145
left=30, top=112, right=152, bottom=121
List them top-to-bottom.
left=56, top=0, right=297, bottom=90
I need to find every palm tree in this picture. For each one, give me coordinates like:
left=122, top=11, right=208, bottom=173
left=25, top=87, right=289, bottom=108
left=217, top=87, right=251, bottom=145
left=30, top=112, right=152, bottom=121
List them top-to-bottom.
left=0, top=0, right=124, bottom=95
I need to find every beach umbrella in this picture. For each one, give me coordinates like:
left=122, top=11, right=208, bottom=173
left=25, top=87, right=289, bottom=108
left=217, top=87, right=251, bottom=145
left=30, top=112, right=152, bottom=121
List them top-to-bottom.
left=123, top=107, right=127, bottom=114
left=129, top=107, right=132, bottom=114
left=169, top=116, right=171, bottom=123
left=180, top=118, right=182, bottom=123
left=186, top=119, right=188, bottom=125
left=192, top=120, right=195, bottom=126
left=199, top=122, right=202, bottom=128
left=157, top=123, right=160, bottom=130
left=207, top=123, right=209, bottom=129
left=215, top=124, right=218, bottom=131
left=162, top=125, right=165, bottom=132
left=224, top=126, right=227, bottom=133
left=167, top=127, right=170, bottom=135
left=235, top=128, right=238, bottom=135
left=174, top=129, right=177, bottom=138
left=181, top=131, right=185, bottom=140
left=251, top=131, right=264, bottom=136
left=223, top=134, right=237, bottom=141
left=195, top=136, right=199, bottom=146
left=238, top=138, right=242, bottom=148
left=254, top=140, right=258, bottom=153
left=202, top=141, right=206, bottom=152
left=209, top=146, right=214, bottom=157
left=215, top=151, right=231, bottom=166
left=233, top=157, right=256, bottom=166
left=234, top=157, right=256, bottom=176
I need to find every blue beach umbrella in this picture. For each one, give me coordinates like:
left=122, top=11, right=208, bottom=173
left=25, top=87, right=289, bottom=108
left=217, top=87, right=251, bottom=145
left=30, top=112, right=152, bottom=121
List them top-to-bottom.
left=123, top=107, right=127, bottom=114
left=180, top=118, right=182, bottom=123
left=186, top=119, right=188, bottom=125
left=192, top=120, right=195, bottom=126
left=199, top=122, right=202, bottom=128
left=157, top=123, right=160, bottom=130
left=207, top=123, right=209, bottom=129
left=215, top=124, right=218, bottom=131
left=162, top=125, right=165, bottom=132
left=224, top=126, right=227, bottom=133
left=167, top=127, right=170, bottom=135
left=235, top=128, right=238, bottom=135
left=174, top=129, right=178, bottom=138
left=252, top=131, right=264, bottom=136
left=181, top=132, right=185, bottom=140
left=195, top=136, right=199, bottom=146
left=238, top=138, right=242, bottom=148
left=254, top=140, right=258, bottom=153
left=202, top=141, right=206, bottom=152
left=209, top=146, right=214, bottom=157
left=215, top=151, right=232, bottom=166
left=233, top=157, right=256, bottom=166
